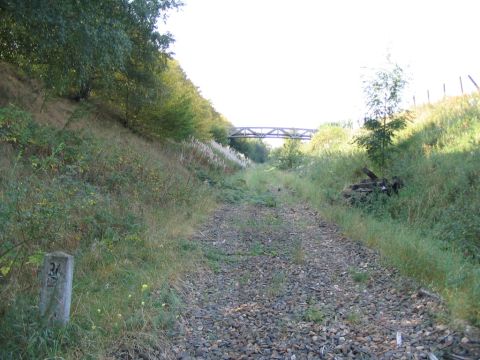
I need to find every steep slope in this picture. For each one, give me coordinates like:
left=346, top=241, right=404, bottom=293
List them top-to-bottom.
left=0, top=64, right=233, bottom=359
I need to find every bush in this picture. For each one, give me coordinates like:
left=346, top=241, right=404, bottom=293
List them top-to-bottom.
left=271, top=139, right=304, bottom=169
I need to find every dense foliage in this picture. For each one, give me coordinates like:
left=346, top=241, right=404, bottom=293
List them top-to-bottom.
left=0, top=0, right=232, bottom=143
left=0, top=0, right=176, bottom=97
left=140, top=59, right=231, bottom=142
left=307, top=124, right=351, bottom=154
left=229, top=138, right=270, bottom=163
left=270, top=139, right=303, bottom=169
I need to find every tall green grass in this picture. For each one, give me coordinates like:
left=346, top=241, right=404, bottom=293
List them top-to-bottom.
left=304, top=94, right=480, bottom=259
left=389, top=96, right=480, bottom=256
left=0, top=105, right=219, bottom=358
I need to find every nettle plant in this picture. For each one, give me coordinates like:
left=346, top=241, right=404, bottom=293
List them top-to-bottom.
left=355, top=63, right=410, bottom=171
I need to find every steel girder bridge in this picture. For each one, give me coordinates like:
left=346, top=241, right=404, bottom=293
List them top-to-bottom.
left=228, top=127, right=317, bottom=140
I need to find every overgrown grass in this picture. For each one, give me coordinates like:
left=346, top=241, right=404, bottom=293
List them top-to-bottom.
left=241, top=95, right=480, bottom=326
left=0, top=105, right=221, bottom=358
left=217, top=170, right=277, bottom=207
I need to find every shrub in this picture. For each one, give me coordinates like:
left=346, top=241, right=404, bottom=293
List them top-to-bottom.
left=271, top=139, right=304, bottom=169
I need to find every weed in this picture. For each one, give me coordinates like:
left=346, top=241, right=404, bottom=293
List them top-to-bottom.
left=253, top=193, right=277, bottom=207
left=177, top=239, right=199, bottom=253
left=290, top=240, right=305, bottom=265
left=250, top=241, right=265, bottom=256
left=203, top=246, right=237, bottom=273
left=267, top=249, right=279, bottom=257
left=349, top=268, right=369, bottom=283
left=267, top=271, right=286, bottom=297
left=238, top=272, right=251, bottom=286
left=151, top=286, right=182, bottom=331
left=303, top=306, right=324, bottom=324
left=345, top=310, right=362, bottom=325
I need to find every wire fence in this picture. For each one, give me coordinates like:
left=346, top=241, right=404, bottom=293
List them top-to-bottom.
left=410, top=73, right=480, bottom=107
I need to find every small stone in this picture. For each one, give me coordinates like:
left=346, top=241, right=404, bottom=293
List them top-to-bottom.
left=460, top=337, right=469, bottom=344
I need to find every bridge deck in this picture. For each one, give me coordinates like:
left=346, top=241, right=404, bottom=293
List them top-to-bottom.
left=229, top=127, right=317, bottom=140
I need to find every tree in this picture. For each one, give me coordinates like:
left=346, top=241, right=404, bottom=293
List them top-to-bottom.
left=0, top=0, right=181, bottom=100
left=110, top=0, right=178, bottom=124
left=0, top=1, right=234, bottom=142
left=139, top=59, right=232, bottom=141
left=355, top=62, right=409, bottom=171
left=209, top=120, right=230, bottom=145
left=308, top=124, right=349, bottom=153
left=229, top=138, right=269, bottom=163
left=271, top=139, right=303, bottom=169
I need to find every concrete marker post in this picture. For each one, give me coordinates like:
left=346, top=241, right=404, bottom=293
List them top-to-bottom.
left=39, top=251, right=74, bottom=325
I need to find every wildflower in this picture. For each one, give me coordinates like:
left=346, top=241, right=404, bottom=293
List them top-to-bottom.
left=141, top=284, right=148, bottom=292
left=128, top=294, right=132, bottom=298
left=141, top=301, right=145, bottom=306
left=97, top=308, right=101, bottom=313
left=117, top=313, right=122, bottom=318
left=91, top=325, right=96, bottom=330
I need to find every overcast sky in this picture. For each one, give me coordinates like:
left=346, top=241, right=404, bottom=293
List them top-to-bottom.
left=164, top=0, right=480, bottom=129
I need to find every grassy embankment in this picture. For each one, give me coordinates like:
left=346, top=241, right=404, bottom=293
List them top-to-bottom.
left=0, top=74, right=240, bottom=358
left=242, top=94, right=480, bottom=326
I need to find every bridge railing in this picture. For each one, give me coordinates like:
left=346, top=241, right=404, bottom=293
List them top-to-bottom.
left=228, top=127, right=317, bottom=140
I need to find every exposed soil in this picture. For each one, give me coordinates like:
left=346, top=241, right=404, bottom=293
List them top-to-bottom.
left=0, top=61, right=126, bottom=130
left=163, top=200, right=480, bottom=359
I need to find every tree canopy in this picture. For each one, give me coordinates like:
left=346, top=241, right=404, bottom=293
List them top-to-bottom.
left=0, top=0, right=233, bottom=142
left=0, top=1, right=179, bottom=97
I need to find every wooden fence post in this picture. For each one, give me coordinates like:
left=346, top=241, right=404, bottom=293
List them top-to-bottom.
left=468, top=75, right=480, bottom=93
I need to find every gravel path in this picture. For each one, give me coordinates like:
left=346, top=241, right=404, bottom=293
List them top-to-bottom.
left=167, top=201, right=480, bottom=359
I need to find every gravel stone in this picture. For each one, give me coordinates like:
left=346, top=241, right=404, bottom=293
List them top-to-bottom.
left=164, top=202, right=480, bottom=359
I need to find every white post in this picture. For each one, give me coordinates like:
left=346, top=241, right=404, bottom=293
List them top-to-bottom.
left=39, top=252, right=74, bottom=325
